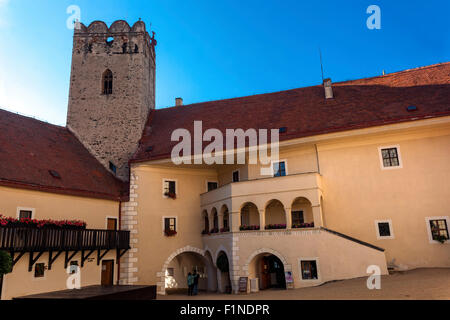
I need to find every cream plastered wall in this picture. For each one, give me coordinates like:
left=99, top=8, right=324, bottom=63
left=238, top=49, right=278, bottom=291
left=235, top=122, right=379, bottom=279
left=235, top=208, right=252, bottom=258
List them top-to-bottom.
left=131, top=117, right=450, bottom=294
left=218, top=120, right=450, bottom=269
left=317, top=126, right=450, bottom=269
left=127, top=164, right=218, bottom=293
left=217, top=164, right=248, bottom=186
left=0, top=186, right=120, bottom=299
left=0, top=186, right=119, bottom=228
left=204, top=229, right=387, bottom=291
left=2, top=250, right=117, bottom=300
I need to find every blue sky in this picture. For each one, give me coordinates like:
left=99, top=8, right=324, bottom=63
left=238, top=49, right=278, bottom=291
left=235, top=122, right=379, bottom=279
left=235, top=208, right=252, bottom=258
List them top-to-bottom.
left=0, top=0, right=448, bottom=126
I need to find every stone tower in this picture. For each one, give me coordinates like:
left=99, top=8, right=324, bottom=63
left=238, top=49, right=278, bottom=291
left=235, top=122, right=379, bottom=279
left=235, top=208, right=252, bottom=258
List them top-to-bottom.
left=67, top=20, right=156, bottom=181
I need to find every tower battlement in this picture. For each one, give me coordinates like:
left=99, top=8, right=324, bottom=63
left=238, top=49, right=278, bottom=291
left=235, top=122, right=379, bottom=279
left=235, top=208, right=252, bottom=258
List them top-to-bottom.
left=67, top=19, right=156, bottom=181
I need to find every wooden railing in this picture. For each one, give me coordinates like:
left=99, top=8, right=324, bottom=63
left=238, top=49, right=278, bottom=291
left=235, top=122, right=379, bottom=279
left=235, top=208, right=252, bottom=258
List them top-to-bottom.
left=0, top=226, right=130, bottom=252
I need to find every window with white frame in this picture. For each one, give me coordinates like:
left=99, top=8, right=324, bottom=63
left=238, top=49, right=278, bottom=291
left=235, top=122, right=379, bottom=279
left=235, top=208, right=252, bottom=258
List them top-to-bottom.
left=379, top=146, right=402, bottom=169
left=272, top=160, right=287, bottom=177
left=163, top=180, right=177, bottom=198
left=17, top=207, right=35, bottom=219
left=164, top=217, right=176, bottom=232
left=426, top=217, right=449, bottom=243
left=375, top=220, right=394, bottom=239
left=300, top=260, right=318, bottom=280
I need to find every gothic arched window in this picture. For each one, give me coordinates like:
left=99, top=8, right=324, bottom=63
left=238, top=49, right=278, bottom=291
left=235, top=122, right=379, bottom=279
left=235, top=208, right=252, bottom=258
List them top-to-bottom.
left=102, top=69, right=113, bottom=95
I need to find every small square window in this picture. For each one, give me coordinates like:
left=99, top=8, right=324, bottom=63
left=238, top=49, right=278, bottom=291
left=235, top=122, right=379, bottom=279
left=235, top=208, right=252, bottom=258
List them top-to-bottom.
left=381, top=147, right=400, bottom=167
left=273, top=161, right=287, bottom=177
left=232, top=170, right=240, bottom=182
left=164, top=180, right=176, bottom=197
left=207, top=182, right=218, bottom=192
left=19, top=210, right=32, bottom=219
left=164, top=217, right=176, bottom=232
left=429, top=219, right=449, bottom=242
left=375, top=220, right=394, bottom=239
left=378, top=222, right=391, bottom=237
left=301, top=260, right=318, bottom=280
left=34, top=263, right=45, bottom=278
left=166, top=267, right=174, bottom=276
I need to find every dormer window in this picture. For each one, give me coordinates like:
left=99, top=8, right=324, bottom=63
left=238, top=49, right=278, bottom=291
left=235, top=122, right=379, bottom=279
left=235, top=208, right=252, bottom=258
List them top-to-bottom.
left=103, top=69, right=113, bottom=95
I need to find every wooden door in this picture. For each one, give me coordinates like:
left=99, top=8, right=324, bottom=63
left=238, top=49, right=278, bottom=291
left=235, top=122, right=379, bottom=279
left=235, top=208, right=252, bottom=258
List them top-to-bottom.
left=107, top=218, right=117, bottom=230
left=260, top=257, right=270, bottom=290
left=101, top=260, right=114, bottom=286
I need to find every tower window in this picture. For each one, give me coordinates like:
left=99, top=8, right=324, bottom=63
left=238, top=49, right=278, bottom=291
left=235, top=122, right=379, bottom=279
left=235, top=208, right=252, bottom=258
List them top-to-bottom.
left=103, top=69, right=113, bottom=95
left=109, top=161, right=117, bottom=174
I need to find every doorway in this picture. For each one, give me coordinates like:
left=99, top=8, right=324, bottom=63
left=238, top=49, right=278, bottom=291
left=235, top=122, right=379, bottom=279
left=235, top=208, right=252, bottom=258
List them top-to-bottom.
left=256, top=254, right=286, bottom=290
left=101, top=260, right=114, bottom=286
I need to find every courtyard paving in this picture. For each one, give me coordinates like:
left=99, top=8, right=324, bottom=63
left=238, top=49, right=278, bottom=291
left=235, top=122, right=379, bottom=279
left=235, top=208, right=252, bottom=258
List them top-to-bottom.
left=158, top=268, right=450, bottom=300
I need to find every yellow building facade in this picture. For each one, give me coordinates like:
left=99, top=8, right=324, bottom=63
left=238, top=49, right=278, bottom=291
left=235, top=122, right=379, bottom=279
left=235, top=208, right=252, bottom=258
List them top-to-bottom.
left=1, top=19, right=449, bottom=299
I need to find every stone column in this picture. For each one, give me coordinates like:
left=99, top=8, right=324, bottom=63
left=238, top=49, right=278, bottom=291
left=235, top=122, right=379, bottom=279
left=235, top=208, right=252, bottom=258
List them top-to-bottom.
left=312, top=205, right=323, bottom=228
left=285, top=207, right=292, bottom=229
left=259, top=209, right=266, bottom=230
left=230, top=211, right=240, bottom=232
left=208, top=212, right=214, bottom=231
left=218, top=213, right=224, bottom=230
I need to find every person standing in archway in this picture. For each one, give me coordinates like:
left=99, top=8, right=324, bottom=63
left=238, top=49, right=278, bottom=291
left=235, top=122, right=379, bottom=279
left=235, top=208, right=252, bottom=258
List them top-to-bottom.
left=193, top=270, right=199, bottom=295
left=187, top=272, right=194, bottom=296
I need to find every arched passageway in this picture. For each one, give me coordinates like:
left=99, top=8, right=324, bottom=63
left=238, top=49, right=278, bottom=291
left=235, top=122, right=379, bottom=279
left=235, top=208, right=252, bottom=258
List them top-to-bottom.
left=291, top=197, right=314, bottom=228
left=265, top=199, right=286, bottom=229
left=240, top=202, right=259, bottom=228
left=164, top=251, right=216, bottom=295
left=216, top=251, right=232, bottom=294
left=248, top=253, right=286, bottom=290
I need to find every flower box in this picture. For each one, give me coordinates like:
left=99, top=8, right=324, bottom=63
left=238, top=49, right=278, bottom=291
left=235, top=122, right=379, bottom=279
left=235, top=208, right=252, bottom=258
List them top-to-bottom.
left=164, top=191, right=177, bottom=199
left=0, top=215, right=87, bottom=230
left=292, top=222, right=314, bottom=229
left=265, top=224, right=287, bottom=230
left=239, top=225, right=260, bottom=231
left=220, top=227, right=230, bottom=233
left=210, top=228, right=219, bottom=234
left=164, top=229, right=177, bottom=237
left=201, top=230, right=210, bottom=235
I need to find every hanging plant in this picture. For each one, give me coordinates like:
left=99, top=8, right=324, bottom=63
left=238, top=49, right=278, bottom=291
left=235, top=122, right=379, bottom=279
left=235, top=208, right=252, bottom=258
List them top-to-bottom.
left=0, top=251, right=12, bottom=276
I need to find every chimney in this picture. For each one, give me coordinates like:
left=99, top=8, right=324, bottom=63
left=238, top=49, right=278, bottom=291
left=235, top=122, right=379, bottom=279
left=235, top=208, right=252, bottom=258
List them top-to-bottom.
left=323, top=78, right=333, bottom=99
left=175, top=97, right=183, bottom=106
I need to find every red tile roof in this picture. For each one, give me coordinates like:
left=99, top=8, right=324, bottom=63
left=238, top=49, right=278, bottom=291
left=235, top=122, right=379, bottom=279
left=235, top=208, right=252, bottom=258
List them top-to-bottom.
left=132, top=62, right=450, bottom=163
left=0, top=109, right=128, bottom=201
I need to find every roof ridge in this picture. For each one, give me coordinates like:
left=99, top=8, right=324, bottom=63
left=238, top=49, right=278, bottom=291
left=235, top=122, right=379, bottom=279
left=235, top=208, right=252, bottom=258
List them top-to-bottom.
left=156, top=61, right=449, bottom=110
left=335, top=62, right=450, bottom=85
left=0, top=107, right=67, bottom=130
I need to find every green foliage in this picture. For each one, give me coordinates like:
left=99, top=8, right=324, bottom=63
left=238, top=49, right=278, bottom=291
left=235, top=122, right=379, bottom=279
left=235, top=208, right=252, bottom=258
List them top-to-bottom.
left=0, top=251, right=12, bottom=276
left=216, top=253, right=229, bottom=273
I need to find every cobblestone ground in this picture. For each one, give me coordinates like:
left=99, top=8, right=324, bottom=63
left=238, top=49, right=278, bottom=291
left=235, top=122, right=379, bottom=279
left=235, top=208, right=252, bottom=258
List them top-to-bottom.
left=158, top=268, right=450, bottom=300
